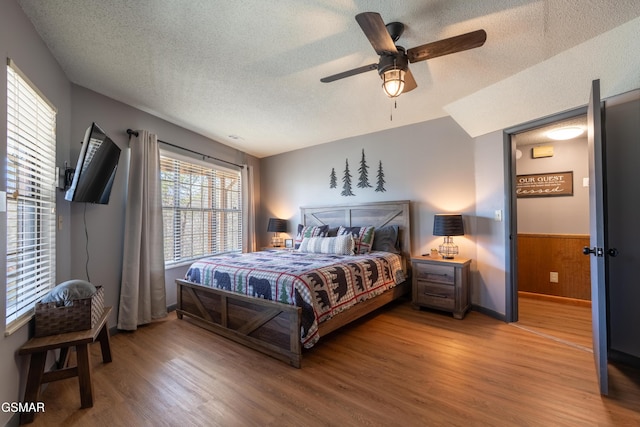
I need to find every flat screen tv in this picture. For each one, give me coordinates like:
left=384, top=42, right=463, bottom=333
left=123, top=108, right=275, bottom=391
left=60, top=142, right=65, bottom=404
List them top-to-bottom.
left=65, top=122, right=121, bottom=204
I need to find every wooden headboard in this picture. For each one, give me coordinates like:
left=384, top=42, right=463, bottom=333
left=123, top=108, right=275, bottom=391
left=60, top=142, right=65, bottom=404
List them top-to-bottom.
left=300, top=200, right=412, bottom=273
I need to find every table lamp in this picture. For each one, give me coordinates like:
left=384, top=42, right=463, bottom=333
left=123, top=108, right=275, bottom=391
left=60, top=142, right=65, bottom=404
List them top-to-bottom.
left=433, top=214, right=464, bottom=259
left=267, top=218, right=287, bottom=247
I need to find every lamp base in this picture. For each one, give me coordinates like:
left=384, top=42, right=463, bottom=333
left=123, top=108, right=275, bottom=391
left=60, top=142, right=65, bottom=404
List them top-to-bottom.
left=271, top=235, right=283, bottom=247
left=438, top=236, right=459, bottom=259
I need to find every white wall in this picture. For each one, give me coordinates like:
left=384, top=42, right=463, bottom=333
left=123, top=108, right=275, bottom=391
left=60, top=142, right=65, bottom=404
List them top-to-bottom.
left=1, top=1, right=72, bottom=425
left=260, top=117, right=478, bottom=255
left=473, top=131, right=508, bottom=317
left=516, top=137, right=589, bottom=234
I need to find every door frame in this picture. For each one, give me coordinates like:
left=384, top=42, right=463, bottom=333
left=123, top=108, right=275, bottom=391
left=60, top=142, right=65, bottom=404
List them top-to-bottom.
left=503, top=106, right=588, bottom=322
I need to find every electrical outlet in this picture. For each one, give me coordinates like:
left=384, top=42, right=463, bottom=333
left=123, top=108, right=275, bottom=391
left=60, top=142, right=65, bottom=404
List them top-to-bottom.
left=550, top=272, right=559, bottom=283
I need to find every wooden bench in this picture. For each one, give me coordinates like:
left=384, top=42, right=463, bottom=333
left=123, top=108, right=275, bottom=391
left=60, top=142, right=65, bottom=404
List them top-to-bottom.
left=18, top=306, right=113, bottom=424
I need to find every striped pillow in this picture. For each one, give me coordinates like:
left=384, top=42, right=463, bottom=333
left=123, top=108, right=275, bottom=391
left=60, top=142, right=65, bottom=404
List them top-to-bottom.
left=294, top=224, right=329, bottom=249
left=337, top=226, right=375, bottom=254
left=298, top=235, right=354, bottom=255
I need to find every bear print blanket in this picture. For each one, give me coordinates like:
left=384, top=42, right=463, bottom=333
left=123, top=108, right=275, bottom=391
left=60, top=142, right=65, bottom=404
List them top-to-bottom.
left=184, top=249, right=405, bottom=348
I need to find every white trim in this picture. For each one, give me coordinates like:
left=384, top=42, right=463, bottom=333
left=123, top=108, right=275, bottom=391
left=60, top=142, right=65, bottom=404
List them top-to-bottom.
left=7, top=58, right=57, bottom=112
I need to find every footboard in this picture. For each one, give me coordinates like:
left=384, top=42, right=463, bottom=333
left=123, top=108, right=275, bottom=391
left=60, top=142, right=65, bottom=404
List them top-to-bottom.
left=176, top=279, right=302, bottom=368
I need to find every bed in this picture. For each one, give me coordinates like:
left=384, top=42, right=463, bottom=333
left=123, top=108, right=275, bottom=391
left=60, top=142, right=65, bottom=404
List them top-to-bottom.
left=175, top=200, right=412, bottom=367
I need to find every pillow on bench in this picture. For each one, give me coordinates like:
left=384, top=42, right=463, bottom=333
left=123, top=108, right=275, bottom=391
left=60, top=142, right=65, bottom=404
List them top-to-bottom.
left=40, top=280, right=97, bottom=307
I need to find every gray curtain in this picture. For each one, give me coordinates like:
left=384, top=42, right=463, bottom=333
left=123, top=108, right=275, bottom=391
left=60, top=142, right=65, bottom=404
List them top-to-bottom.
left=117, top=130, right=167, bottom=330
left=242, top=165, right=256, bottom=253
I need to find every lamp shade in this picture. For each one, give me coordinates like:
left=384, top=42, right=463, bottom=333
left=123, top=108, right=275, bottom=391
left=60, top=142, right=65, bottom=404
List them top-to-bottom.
left=433, top=214, right=464, bottom=236
left=267, top=218, right=287, bottom=233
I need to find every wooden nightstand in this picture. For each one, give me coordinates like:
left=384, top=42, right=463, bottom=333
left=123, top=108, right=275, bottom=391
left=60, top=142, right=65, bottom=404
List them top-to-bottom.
left=411, top=255, right=471, bottom=319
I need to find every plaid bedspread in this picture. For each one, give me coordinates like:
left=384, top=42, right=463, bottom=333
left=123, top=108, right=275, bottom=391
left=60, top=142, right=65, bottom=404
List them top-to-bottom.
left=184, top=250, right=406, bottom=348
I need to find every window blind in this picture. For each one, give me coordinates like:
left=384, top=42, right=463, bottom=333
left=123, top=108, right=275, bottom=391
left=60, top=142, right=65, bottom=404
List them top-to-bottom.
left=5, top=60, right=57, bottom=334
left=160, top=153, right=242, bottom=265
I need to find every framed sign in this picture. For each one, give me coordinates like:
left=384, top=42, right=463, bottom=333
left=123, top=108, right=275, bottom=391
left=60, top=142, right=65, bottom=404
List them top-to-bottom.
left=516, top=171, right=573, bottom=198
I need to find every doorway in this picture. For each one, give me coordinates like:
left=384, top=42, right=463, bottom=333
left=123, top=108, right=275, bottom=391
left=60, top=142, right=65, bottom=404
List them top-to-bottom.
left=503, top=107, right=591, bottom=348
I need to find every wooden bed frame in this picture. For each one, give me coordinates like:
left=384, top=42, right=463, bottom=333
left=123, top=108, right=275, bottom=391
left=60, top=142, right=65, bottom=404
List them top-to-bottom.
left=175, top=200, right=412, bottom=368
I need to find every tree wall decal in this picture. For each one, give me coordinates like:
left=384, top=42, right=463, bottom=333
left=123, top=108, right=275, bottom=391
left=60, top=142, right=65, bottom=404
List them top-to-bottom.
left=357, top=149, right=371, bottom=188
left=329, top=151, right=388, bottom=195
left=341, top=159, right=355, bottom=196
left=375, top=160, right=386, bottom=192
left=329, top=167, right=337, bottom=188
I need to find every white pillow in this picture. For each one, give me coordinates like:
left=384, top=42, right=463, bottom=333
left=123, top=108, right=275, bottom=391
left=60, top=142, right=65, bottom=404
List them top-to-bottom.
left=298, top=234, right=354, bottom=255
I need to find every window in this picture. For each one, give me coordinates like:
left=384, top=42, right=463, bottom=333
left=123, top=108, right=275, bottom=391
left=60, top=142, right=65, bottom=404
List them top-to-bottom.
left=5, top=60, right=57, bottom=334
left=160, top=151, right=242, bottom=265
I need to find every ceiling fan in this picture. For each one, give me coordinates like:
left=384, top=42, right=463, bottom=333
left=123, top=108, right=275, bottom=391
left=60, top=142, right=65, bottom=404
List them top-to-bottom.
left=320, top=12, right=487, bottom=98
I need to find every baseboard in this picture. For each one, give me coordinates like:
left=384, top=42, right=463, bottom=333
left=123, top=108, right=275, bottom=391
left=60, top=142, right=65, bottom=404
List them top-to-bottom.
left=518, top=291, right=591, bottom=307
left=471, top=304, right=506, bottom=322
left=110, top=305, right=177, bottom=336
left=609, top=349, right=640, bottom=370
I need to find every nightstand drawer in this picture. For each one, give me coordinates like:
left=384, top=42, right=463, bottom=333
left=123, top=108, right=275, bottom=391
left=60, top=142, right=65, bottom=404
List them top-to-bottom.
left=414, top=263, right=455, bottom=285
left=415, top=282, right=455, bottom=310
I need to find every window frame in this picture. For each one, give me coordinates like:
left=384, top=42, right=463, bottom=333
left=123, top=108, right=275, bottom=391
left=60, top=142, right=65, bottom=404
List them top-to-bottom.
left=5, top=59, right=57, bottom=335
left=159, top=149, right=242, bottom=267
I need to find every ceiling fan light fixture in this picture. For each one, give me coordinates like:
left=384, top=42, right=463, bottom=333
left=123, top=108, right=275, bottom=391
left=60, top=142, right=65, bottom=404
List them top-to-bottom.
left=382, top=68, right=405, bottom=98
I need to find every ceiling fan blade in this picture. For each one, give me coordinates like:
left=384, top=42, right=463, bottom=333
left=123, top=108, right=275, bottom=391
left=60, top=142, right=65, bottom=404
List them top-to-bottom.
left=355, top=12, right=398, bottom=55
left=407, top=29, right=487, bottom=63
left=320, top=63, right=378, bottom=83
left=403, top=68, right=417, bottom=93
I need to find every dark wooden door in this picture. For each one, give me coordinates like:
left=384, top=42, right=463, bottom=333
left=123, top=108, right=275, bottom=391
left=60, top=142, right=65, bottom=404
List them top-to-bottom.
left=586, top=79, right=608, bottom=395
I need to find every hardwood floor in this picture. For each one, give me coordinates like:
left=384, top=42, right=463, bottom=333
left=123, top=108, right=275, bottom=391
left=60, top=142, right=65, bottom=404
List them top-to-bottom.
left=517, top=294, right=593, bottom=350
left=25, top=300, right=640, bottom=426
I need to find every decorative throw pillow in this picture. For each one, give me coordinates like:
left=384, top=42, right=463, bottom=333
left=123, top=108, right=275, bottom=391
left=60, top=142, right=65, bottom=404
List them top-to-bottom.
left=294, top=224, right=329, bottom=249
left=371, top=225, right=400, bottom=253
left=337, top=226, right=375, bottom=255
left=298, top=235, right=354, bottom=255
left=40, top=280, right=97, bottom=307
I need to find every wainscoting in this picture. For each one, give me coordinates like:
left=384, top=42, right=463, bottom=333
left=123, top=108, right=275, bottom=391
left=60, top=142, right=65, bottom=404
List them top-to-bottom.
left=517, top=233, right=590, bottom=300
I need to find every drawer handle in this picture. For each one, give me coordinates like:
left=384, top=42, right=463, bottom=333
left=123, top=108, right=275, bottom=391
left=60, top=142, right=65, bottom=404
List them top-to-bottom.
left=420, top=273, right=451, bottom=280
left=423, top=292, right=449, bottom=299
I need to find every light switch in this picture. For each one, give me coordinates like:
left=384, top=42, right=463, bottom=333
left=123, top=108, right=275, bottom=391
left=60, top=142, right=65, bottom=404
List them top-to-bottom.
left=494, top=209, right=502, bottom=222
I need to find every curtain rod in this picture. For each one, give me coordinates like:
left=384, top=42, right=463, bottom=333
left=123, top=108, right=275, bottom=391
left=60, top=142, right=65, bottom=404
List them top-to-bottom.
left=126, top=129, right=244, bottom=169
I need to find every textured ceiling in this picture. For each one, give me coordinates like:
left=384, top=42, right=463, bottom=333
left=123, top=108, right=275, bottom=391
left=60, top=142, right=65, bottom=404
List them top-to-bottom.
left=17, top=0, right=640, bottom=158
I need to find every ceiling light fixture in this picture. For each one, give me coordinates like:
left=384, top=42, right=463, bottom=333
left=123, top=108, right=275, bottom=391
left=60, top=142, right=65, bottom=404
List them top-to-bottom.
left=381, top=67, right=405, bottom=98
left=547, top=126, right=584, bottom=140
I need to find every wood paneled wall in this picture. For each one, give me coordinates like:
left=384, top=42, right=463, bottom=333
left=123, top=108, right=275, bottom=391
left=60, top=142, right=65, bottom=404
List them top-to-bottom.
left=517, top=234, right=590, bottom=300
